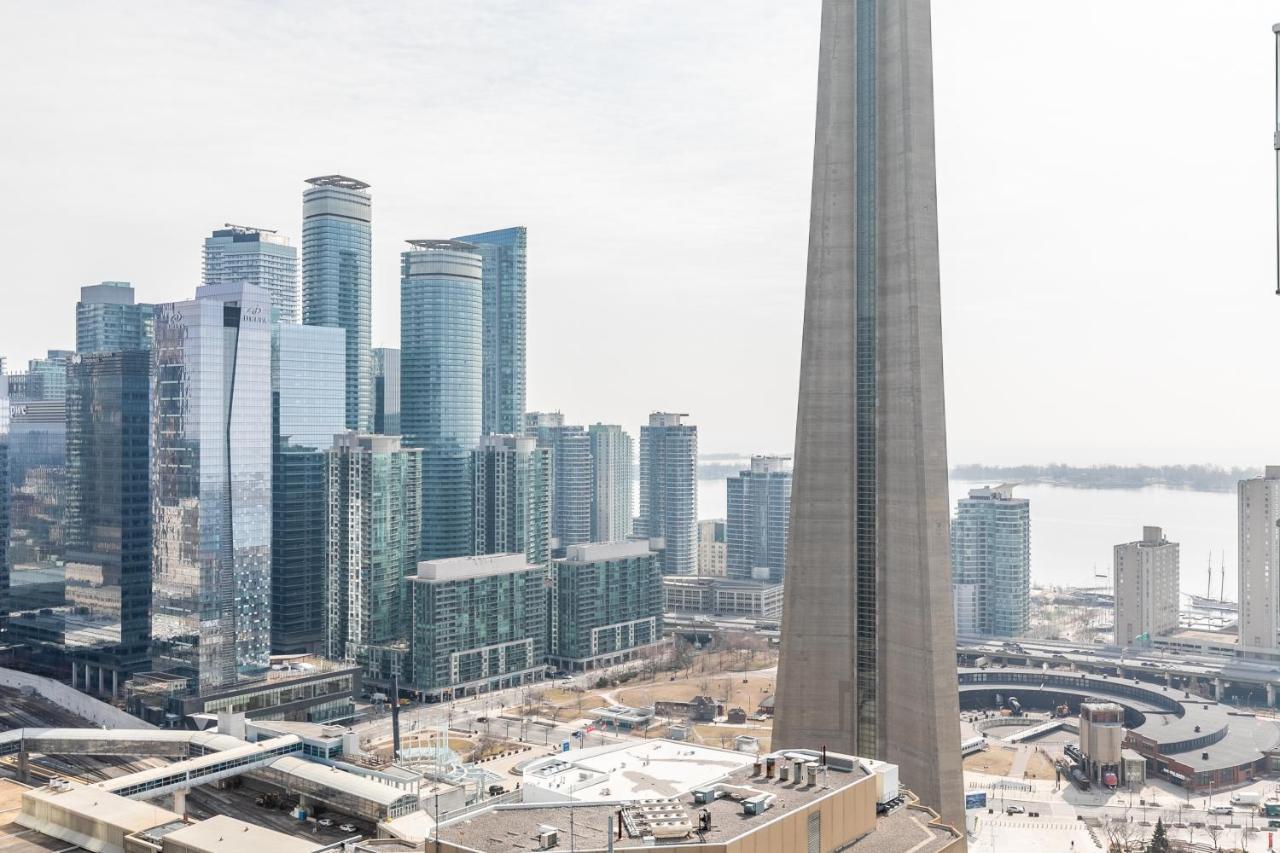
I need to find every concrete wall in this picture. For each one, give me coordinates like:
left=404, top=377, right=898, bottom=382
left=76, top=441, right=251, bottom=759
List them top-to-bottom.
left=0, top=667, right=151, bottom=729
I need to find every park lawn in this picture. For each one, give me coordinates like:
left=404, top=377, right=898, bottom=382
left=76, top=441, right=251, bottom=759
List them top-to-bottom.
left=963, top=747, right=1015, bottom=776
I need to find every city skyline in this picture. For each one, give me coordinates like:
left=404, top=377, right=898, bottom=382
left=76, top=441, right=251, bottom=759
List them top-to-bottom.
left=2, top=3, right=1275, bottom=464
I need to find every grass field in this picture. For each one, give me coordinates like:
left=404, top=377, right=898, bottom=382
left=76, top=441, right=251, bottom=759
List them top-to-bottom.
left=614, top=673, right=775, bottom=710
left=1024, top=750, right=1057, bottom=780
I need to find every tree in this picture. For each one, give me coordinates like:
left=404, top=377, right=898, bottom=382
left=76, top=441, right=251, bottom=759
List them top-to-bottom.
left=1147, top=817, right=1171, bottom=853
left=1203, top=821, right=1223, bottom=851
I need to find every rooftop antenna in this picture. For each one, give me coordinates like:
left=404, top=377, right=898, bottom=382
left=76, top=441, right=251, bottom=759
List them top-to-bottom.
left=1274, top=23, right=1280, bottom=294
left=1207, top=553, right=1213, bottom=599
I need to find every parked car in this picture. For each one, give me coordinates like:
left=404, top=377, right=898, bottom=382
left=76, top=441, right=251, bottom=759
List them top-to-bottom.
left=1005, top=805, right=1025, bottom=815
left=1208, top=805, right=1233, bottom=815
left=339, top=823, right=357, bottom=833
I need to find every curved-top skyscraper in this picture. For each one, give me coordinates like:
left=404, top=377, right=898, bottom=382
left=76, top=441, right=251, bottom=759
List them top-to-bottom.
left=772, top=0, right=964, bottom=832
left=302, top=175, right=373, bottom=432
left=400, top=239, right=483, bottom=560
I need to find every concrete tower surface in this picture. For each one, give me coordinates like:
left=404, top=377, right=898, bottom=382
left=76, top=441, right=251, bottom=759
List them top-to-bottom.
left=772, top=0, right=964, bottom=832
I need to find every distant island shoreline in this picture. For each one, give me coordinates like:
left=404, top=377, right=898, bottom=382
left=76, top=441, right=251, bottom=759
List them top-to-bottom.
left=695, top=460, right=1259, bottom=493
left=947, top=463, right=1258, bottom=493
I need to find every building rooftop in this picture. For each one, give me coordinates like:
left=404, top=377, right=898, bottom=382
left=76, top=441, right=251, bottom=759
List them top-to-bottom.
left=305, top=175, right=370, bottom=190
left=404, top=238, right=477, bottom=252
left=561, top=541, right=654, bottom=563
left=414, top=553, right=536, bottom=583
left=435, top=743, right=953, bottom=852
left=264, top=755, right=418, bottom=809
left=19, top=782, right=181, bottom=840
left=150, top=814, right=325, bottom=852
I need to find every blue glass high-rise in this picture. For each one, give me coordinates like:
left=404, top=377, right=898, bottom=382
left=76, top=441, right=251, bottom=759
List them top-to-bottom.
left=303, top=175, right=373, bottom=431
left=204, top=226, right=300, bottom=324
left=454, top=227, right=525, bottom=436
left=400, top=240, right=482, bottom=559
left=76, top=281, right=154, bottom=354
left=151, top=281, right=273, bottom=692
left=271, top=323, right=345, bottom=654
left=64, top=350, right=153, bottom=694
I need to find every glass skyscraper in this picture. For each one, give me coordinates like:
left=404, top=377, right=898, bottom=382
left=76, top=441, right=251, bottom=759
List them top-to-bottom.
left=302, top=176, right=373, bottom=431
left=203, top=226, right=300, bottom=324
left=455, top=227, right=526, bottom=436
left=400, top=240, right=482, bottom=559
left=76, top=281, right=153, bottom=354
left=151, top=281, right=273, bottom=692
left=271, top=323, right=345, bottom=654
left=372, top=347, right=400, bottom=436
left=9, top=350, right=74, bottom=403
left=64, top=351, right=152, bottom=694
left=0, top=375, right=8, bottom=634
left=5, top=397, right=68, bottom=671
left=526, top=412, right=592, bottom=549
left=637, top=413, right=698, bottom=576
left=587, top=423, right=633, bottom=543
left=326, top=433, right=421, bottom=677
left=472, top=434, right=551, bottom=566
left=726, top=456, right=792, bottom=583
left=950, top=484, right=1031, bottom=638
left=548, top=541, right=662, bottom=672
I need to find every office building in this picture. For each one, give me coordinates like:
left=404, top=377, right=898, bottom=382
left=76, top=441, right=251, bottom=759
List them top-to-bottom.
left=773, top=0, right=964, bottom=826
left=302, top=175, right=372, bottom=431
left=203, top=225, right=300, bottom=324
left=455, top=226, right=526, bottom=436
left=400, top=240, right=482, bottom=559
left=76, top=281, right=153, bottom=354
left=150, top=282, right=273, bottom=692
left=271, top=323, right=345, bottom=654
left=371, top=347, right=400, bottom=435
left=9, top=350, right=73, bottom=403
left=63, top=351, right=152, bottom=694
left=0, top=375, right=8, bottom=633
left=4, top=398, right=68, bottom=670
left=526, top=412, right=592, bottom=548
left=637, top=412, right=698, bottom=576
left=588, top=423, right=633, bottom=542
left=326, top=433, right=422, bottom=677
left=472, top=434, right=551, bottom=566
left=726, top=456, right=792, bottom=583
left=1240, top=466, right=1280, bottom=651
left=949, top=484, right=1031, bottom=637
left=697, top=519, right=727, bottom=577
left=1113, top=526, right=1180, bottom=647
left=548, top=541, right=663, bottom=672
left=406, top=554, right=547, bottom=700
left=663, top=575, right=784, bottom=621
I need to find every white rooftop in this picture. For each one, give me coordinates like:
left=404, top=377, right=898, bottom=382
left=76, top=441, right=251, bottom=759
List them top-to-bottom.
left=561, top=540, right=653, bottom=562
left=414, top=553, right=535, bottom=582
left=520, top=740, right=755, bottom=803
left=20, top=783, right=180, bottom=837
left=158, top=814, right=323, bottom=853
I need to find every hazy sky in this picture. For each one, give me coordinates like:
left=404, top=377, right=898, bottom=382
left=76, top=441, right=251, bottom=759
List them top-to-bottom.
left=1, top=2, right=1275, bottom=465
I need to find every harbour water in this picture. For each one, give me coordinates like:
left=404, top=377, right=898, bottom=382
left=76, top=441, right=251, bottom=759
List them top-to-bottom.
left=696, top=476, right=1238, bottom=600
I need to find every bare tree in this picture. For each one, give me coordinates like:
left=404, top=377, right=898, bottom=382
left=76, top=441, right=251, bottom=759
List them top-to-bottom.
left=1103, top=817, right=1137, bottom=853
left=1203, top=822, right=1223, bottom=851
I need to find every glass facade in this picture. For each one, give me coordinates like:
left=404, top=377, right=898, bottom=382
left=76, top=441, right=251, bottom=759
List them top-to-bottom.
left=302, top=176, right=372, bottom=431
left=204, top=226, right=300, bottom=325
left=455, top=227, right=526, bottom=436
left=400, top=240, right=483, bottom=559
left=76, top=281, right=154, bottom=355
left=151, top=281, right=273, bottom=692
left=271, top=323, right=345, bottom=654
left=372, top=347, right=400, bottom=436
left=64, top=351, right=152, bottom=686
left=0, top=377, right=8, bottom=634
left=5, top=399, right=68, bottom=669
left=525, top=412, right=592, bottom=548
left=637, top=413, right=698, bottom=575
left=588, top=423, right=633, bottom=543
left=325, top=434, right=421, bottom=673
left=472, top=434, right=551, bottom=566
left=725, top=456, right=792, bottom=583
left=950, top=484, right=1031, bottom=637
left=550, top=542, right=662, bottom=669
left=407, top=555, right=546, bottom=697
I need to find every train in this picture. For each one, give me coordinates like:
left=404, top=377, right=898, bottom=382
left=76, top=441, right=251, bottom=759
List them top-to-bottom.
left=960, top=736, right=988, bottom=757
